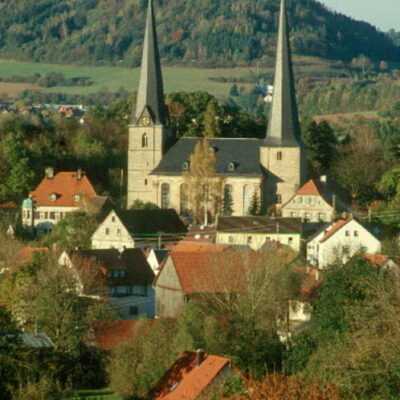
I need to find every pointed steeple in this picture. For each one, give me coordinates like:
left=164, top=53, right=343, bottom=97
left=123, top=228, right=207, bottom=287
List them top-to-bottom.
left=132, top=0, right=167, bottom=126
left=265, top=0, right=302, bottom=147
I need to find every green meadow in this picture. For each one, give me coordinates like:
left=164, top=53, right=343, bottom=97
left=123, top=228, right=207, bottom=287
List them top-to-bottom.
left=0, top=59, right=269, bottom=98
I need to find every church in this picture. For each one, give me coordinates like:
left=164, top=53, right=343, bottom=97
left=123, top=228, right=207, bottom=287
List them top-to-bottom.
left=127, top=0, right=306, bottom=217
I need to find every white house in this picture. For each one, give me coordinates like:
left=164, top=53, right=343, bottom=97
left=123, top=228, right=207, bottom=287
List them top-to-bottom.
left=22, top=168, right=108, bottom=236
left=91, top=209, right=186, bottom=249
left=307, top=218, right=381, bottom=269
left=59, top=248, right=156, bottom=319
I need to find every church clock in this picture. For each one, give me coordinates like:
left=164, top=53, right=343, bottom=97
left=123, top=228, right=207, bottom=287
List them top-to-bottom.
left=142, top=117, right=151, bottom=126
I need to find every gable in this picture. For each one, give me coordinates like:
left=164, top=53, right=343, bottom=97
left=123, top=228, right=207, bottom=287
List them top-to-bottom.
left=92, top=210, right=133, bottom=243
left=155, top=256, right=182, bottom=291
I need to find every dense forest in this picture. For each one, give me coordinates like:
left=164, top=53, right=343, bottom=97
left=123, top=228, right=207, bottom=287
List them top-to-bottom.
left=0, top=0, right=399, bottom=67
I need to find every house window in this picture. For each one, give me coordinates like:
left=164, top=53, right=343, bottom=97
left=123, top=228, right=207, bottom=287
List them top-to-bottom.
left=142, top=133, right=148, bottom=148
left=277, top=151, right=282, bottom=161
left=144, top=179, right=148, bottom=186
left=161, top=183, right=170, bottom=209
left=180, top=183, right=189, bottom=214
left=49, top=194, right=57, bottom=201
left=73, top=194, right=80, bottom=202
left=276, top=194, right=282, bottom=204
left=298, top=196, right=303, bottom=204
left=44, top=212, right=48, bottom=219
left=49, top=212, right=55, bottom=220
left=290, top=212, right=297, bottom=217
left=304, top=213, right=310, bottom=222
left=318, top=213, right=325, bottom=221
left=111, top=216, right=116, bottom=222
left=105, top=228, right=110, bottom=235
left=117, top=228, right=121, bottom=236
left=345, top=231, right=350, bottom=237
left=354, top=231, right=358, bottom=237
left=228, top=236, right=234, bottom=243
left=247, top=236, right=253, bottom=245
left=266, top=237, right=271, bottom=241
left=288, top=237, right=293, bottom=245
left=342, top=246, right=350, bottom=255
left=129, top=306, right=139, bottom=316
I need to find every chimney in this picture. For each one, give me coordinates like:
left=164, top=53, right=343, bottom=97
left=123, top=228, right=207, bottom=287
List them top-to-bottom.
left=45, top=167, right=54, bottom=179
left=77, top=169, right=83, bottom=180
left=196, top=349, right=205, bottom=367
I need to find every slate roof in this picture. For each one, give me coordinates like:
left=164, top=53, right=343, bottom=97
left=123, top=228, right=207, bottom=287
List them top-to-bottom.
left=132, top=0, right=167, bottom=125
left=265, top=0, right=302, bottom=147
left=151, top=138, right=264, bottom=177
left=29, top=171, right=99, bottom=207
left=115, top=209, right=187, bottom=235
left=217, top=216, right=302, bottom=234
left=67, top=248, right=155, bottom=288
left=151, top=351, right=239, bottom=400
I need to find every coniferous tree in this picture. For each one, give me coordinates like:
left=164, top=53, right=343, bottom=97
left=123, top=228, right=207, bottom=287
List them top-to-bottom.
left=222, top=186, right=234, bottom=216
left=248, top=190, right=260, bottom=216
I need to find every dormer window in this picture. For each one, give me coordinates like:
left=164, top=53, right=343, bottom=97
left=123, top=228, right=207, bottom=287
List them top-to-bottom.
left=182, top=161, right=189, bottom=170
left=228, top=162, right=236, bottom=171
left=49, top=193, right=57, bottom=201
left=73, top=194, right=81, bottom=202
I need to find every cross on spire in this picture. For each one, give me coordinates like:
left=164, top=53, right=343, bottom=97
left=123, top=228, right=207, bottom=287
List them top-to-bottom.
left=132, top=0, right=167, bottom=126
left=265, top=0, right=302, bottom=147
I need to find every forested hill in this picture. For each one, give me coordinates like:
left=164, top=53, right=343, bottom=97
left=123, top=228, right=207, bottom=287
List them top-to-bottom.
left=0, top=0, right=399, bottom=67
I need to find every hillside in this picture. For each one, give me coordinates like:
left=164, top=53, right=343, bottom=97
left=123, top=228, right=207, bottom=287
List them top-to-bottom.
left=0, top=0, right=399, bottom=67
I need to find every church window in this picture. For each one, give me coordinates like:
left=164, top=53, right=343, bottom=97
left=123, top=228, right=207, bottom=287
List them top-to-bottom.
left=142, top=133, right=148, bottom=148
left=277, top=151, right=282, bottom=161
left=145, top=179, right=148, bottom=186
left=161, top=183, right=170, bottom=209
left=180, top=184, right=189, bottom=214
left=243, top=185, right=252, bottom=215
left=276, top=194, right=282, bottom=204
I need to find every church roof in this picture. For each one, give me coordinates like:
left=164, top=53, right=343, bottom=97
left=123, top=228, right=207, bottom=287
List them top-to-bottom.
left=132, top=0, right=167, bottom=126
left=265, top=0, right=302, bottom=148
left=151, top=138, right=264, bottom=177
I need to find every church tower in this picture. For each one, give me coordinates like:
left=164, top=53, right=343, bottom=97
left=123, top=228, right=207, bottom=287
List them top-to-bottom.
left=127, top=0, right=170, bottom=208
left=260, top=0, right=306, bottom=209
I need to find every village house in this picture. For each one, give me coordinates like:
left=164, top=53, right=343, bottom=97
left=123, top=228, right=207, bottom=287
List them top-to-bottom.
left=22, top=168, right=108, bottom=236
left=281, top=177, right=349, bottom=223
left=91, top=209, right=187, bottom=249
left=216, top=216, right=302, bottom=252
left=307, top=218, right=381, bottom=269
left=59, top=248, right=156, bottom=319
left=151, top=350, right=242, bottom=400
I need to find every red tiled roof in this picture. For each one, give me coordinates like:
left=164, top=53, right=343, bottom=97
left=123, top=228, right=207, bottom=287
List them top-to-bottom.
left=30, top=172, right=98, bottom=207
left=296, top=179, right=322, bottom=196
left=319, top=219, right=351, bottom=243
left=171, top=242, right=228, bottom=253
left=22, top=247, right=49, bottom=263
left=169, top=251, right=257, bottom=293
left=363, top=253, right=390, bottom=268
left=90, top=320, right=139, bottom=351
left=151, top=351, right=236, bottom=400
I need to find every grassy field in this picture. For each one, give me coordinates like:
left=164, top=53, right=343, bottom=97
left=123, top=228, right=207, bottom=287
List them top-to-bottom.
left=0, top=56, right=337, bottom=99
left=0, top=59, right=268, bottom=98
left=68, top=390, right=120, bottom=400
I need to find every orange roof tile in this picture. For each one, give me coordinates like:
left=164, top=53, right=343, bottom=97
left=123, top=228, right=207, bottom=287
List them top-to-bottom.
left=30, top=172, right=98, bottom=207
left=296, top=179, right=322, bottom=196
left=320, top=219, right=351, bottom=244
left=171, top=242, right=228, bottom=253
left=21, top=247, right=49, bottom=263
left=169, top=251, right=257, bottom=293
left=363, top=253, right=390, bottom=268
left=90, top=320, right=140, bottom=351
left=151, top=351, right=237, bottom=400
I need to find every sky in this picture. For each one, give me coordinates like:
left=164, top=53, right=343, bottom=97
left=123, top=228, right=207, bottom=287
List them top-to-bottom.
left=319, top=0, right=400, bottom=31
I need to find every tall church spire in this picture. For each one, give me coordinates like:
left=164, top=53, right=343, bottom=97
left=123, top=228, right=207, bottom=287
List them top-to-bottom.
left=132, top=0, right=167, bottom=126
left=265, top=0, right=302, bottom=147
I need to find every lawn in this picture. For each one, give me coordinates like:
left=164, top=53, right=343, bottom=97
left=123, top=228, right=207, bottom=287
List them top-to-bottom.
left=0, top=56, right=340, bottom=99
left=0, top=59, right=265, bottom=98
left=68, top=389, right=121, bottom=400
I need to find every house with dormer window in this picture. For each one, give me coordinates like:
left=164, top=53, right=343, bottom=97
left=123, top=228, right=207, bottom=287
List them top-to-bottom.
left=22, top=168, right=108, bottom=236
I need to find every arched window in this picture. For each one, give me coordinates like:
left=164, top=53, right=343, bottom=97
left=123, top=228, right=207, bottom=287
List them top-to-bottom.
left=142, top=133, right=148, bottom=148
left=161, top=183, right=170, bottom=209
left=180, top=184, right=189, bottom=214
left=223, top=184, right=233, bottom=216
left=243, top=185, right=252, bottom=215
